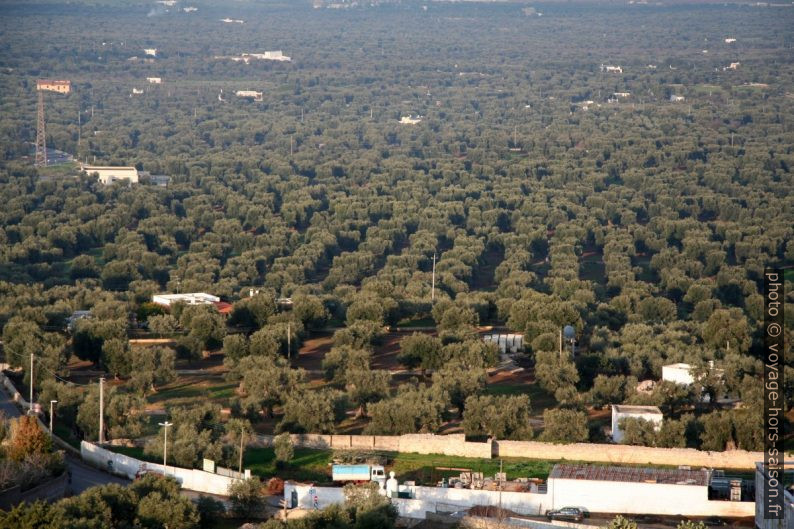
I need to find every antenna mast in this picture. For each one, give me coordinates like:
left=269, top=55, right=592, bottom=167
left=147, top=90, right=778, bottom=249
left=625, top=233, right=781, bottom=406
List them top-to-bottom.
left=35, top=90, right=47, bottom=167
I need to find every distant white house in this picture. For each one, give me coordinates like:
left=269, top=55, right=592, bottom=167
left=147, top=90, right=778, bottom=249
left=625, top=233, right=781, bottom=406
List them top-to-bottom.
left=183, top=6, right=198, bottom=12
left=221, top=17, right=245, bottom=24
left=725, top=38, right=737, bottom=43
left=143, top=48, right=157, bottom=57
left=243, top=51, right=291, bottom=62
left=725, top=62, right=740, bottom=70
left=601, top=64, right=623, bottom=73
left=147, top=77, right=162, bottom=84
left=131, top=88, right=144, bottom=95
left=236, top=90, right=263, bottom=101
left=613, top=92, right=631, bottom=98
left=670, top=94, right=685, bottom=102
left=399, top=116, right=422, bottom=125
left=81, top=165, right=139, bottom=185
left=152, top=293, right=220, bottom=307
left=66, top=310, right=92, bottom=330
left=483, top=334, right=524, bottom=354
left=662, top=362, right=726, bottom=403
left=662, top=363, right=697, bottom=385
left=611, top=405, right=663, bottom=443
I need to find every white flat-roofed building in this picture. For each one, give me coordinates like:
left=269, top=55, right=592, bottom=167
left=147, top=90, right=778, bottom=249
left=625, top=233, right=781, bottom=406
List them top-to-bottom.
left=143, top=48, right=157, bottom=57
left=243, top=51, right=291, bottom=62
left=147, top=77, right=162, bottom=84
left=235, top=90, right=263, bottom=101
left=399, top=116, right=422, bottom=124
left=81, top=165, right=139, bottom=185
left=152, top=293, right=220, bottom=307
left=483, top=333, right=524, bottom=354
left=662, top=362, right=696, bottom=385
left=611, top=404, right=663, bottom=443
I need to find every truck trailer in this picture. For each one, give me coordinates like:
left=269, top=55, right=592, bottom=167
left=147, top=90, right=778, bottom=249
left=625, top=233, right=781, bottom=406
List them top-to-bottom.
left=331, top=464, right=387, bottom=487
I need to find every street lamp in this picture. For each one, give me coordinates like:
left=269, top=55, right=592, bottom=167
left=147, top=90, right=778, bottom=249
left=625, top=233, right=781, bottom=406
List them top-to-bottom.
left=49, top=400, right=57, bottom=433
left=158, top=421, right=173, bottom=476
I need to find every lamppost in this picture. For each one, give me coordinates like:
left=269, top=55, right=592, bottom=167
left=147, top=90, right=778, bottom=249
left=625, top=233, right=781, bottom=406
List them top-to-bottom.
left=49, top=400, right=58, bottom=433
left=158, top=421, right=172, bottom=476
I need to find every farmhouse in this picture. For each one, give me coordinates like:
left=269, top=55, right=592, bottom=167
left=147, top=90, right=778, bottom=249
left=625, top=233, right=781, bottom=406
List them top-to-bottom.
left=147, top=77, right=162, bottom=84
left=36, top=79, right=71, bottom=94
left=236, top=90, right=263, bottom=101
left=81, top=165, right=139, bottom=185
left=152, top=293, right=232, bottom=314
left=611, top=404, right=663, bottom=442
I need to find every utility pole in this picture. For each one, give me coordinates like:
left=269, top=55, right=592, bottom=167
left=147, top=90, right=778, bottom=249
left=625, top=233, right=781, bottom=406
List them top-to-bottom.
left=35, top=90, right=47, bottom=167
left=290, top=135, right=293, bottom=156
left=431, top=253, right=436, bottom=302
left=287, top=322, right=291, bottom=358
left=559, top=329, right=563, bottom=360
left=29, top=353, right=35, bottom=414
left=99, top=377, right=105, bottom=444
left=50, top=400, right=57, bottom=433
left=159, top=421, right=173, bottom=476
left=238, top=428, right=245, bottom=473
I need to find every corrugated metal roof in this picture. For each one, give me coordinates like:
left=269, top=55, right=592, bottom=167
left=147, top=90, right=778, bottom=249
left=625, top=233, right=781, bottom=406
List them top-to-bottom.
left=549, top=464, right=708, bottom=486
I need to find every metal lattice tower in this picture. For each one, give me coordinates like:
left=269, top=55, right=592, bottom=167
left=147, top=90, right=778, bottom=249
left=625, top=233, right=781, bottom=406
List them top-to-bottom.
left=35, top=89, right=47, bottom=167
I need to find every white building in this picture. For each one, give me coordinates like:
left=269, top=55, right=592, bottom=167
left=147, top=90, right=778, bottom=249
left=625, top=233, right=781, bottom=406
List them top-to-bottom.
left=221, top=18, right=245, bottom=24
left=725, top=38, right=736, bottom=43
left=143, top=48, right=157, bottom=57
left=242, top=51, right=291, bottom=62
left=726, top=62, right=740, bottom=70
left=602, top=64, right=623, bottom=73
left=147, top=77, right=162, bottom=84
left=131, top=88, right=144, bottom=95
left=235, top=90, right=263, bottom=101
left=613, top=92, right=631, bottom=98
left=670, top=94, right=685, bottom=102
left=399, top=116, right=422, bottom=124
left=81, top=165, right=139, bottom=185
left=152, top=293, right=220, bottom=307
left=483, top=334, right=524, bottom=354
left=662, top=362, right=726, bottom=403
left=662, top=363, right=696, bottom=385
left=611, top=404, right=663, bottom=443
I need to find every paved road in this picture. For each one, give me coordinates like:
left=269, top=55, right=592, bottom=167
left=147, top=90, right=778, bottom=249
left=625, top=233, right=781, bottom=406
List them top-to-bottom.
left=0, top=385, right=129, bottom=494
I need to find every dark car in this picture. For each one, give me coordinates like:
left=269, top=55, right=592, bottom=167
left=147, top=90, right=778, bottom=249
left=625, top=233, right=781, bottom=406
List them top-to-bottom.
left=546, top=507, right=585, bottom=522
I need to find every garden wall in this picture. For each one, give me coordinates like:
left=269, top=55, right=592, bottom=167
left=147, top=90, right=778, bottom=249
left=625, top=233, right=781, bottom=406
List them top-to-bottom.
left=261, top=432, right=760, bottom=470
left=259, top=433, right=489, bottom=458
left=494, top=440, right=761, bottom=470
left=80, top=441, right=244, bottom=496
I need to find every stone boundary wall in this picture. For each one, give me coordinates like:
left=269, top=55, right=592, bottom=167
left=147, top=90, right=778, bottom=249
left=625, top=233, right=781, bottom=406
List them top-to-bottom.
left=261, top=431, right=760, bottom=469
left=259, top=433, right=489, bottom=458
left=495, top=440, right=761, bottom=470
left=0, top=472, right=68, bottom=510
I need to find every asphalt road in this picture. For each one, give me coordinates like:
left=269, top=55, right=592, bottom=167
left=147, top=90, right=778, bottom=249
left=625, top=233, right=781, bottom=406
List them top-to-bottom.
left=0, top=384, right=129, bottom=495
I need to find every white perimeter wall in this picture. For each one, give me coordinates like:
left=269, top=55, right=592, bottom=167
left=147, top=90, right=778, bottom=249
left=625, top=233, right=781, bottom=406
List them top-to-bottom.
left=81, top=441, right=241, bottom=496
left=549, top=478, right=754, bottom=517
left=285, top=480, right=753, bottom=520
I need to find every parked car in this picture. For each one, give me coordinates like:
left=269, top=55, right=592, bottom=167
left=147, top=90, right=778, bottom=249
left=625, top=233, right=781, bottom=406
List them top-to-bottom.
left=546, top=507, right=585, bottom=522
